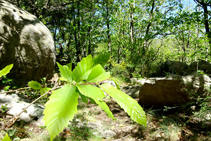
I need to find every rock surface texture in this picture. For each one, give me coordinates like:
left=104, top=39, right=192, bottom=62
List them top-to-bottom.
left=0, top=0, right=55, bottom=85
left=152, top=60, right=211, bottom=77
left=154, top=60, right=189, bottom=77
left=187, top=60, right=211, bottom=75
left=139, top=74, right=211, bottom=107
left=121, top=85, right=141, bottom=98
left=0, top=93, right=44, bottom=123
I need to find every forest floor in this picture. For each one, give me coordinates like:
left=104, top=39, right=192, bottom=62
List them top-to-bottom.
left=1, top=90, right=211, bottom=140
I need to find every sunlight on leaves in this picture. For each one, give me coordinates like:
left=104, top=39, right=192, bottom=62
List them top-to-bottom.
left=0, top=64, right=13, bottom=78
left=100, top=83, right=147, bottom=126
left=43, top=85, right=79, bottom=140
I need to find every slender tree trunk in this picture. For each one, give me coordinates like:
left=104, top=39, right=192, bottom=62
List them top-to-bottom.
left=16, top=0, right=20, bottom=7
left=75, top=0, right=81, bottom=62
left=105, top=0, right=112, bottom=70
left=106, top=0, right=111, bottom=53
left=129, top=0, right=135, bottom=78
left=130, top=0, right=134, bottom=45
left=144, top=0, right=155, bottom=51
left=195, top=0, right=211, bottom=53
left=88, top=2, right=92, bottom=56
left=202, top=2, right=211, bottom=46
left=202, top=4, right=211, bottom=57
left=195, top=19, right=200, bottom=61
left=88, top=26, right=92, bottom=55
left=53, top=28, right=57, bottom=43
left=182, top=35, right=185, bottom=62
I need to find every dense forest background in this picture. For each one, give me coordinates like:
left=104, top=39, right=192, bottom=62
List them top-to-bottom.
left=9, top=0, right=211, bottom=81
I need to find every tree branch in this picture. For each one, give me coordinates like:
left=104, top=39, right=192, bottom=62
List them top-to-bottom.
left=3, top=84, right=60, bottom=130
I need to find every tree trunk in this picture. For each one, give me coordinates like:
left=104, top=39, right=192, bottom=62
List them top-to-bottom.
left=75, top=0, right=81, bottom=62
left=106, top=0, right=111, bottom=53
left=129, top=0, right=135, bottom=78
left=144, top=0, right=155, bottom=50
left=194, top=0, right=211, bottom=54
left=202, top=3, right=211, bottom=54
left=88, top=26, right=92, bottom=55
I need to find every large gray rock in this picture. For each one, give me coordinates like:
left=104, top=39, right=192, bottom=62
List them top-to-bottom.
left=0, top=0, right=56, bottom=85
left=152, top=60, right=211, bottom=77
left=154, top=60, right=188, bottom=77
left=187, top=60, right=211, bottom=75
left=139, top=74, right=211, bottom=107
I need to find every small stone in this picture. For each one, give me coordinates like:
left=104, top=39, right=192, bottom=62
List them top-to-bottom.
left=0, top=93, right=44, bottom=123
left=31, top=116, right=45, bottom=126
left=86, top=122, right=103, bottom=130
left=101, top=130, right=116, bottom=138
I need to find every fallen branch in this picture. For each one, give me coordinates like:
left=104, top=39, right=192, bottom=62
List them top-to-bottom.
left=3, top=78, right=110, bottom=129
left=0, top=83, right=55, bottom=95
left=3, top=83, right=60, bottom=129
left=0, top=87, right=30, bottom=95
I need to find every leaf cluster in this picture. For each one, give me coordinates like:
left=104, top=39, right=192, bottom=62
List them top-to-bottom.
left=28, top=53, right=146, bottom=141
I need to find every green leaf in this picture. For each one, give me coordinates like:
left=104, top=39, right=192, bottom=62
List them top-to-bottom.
left=93, top=53, right=111, bottom=67
left=72, top=55, right=94, bottom=82
left=57, top=62, right=72, bottom=83
left=66, top=63, right=72, bottom=71
left=0, top=64, right=13, bottom=77
left=87, top=64, right=110, bottom=83
left=127, top=64, right=135, bottom=68
left=59, top=77, right=68, bottom=81
left=111, top=77, right=121, bottom=90
left=28, top=81, right=42, bottom=90
left=100, top=83, right=147, bottom=126
left=76, top=84, right=115, bottom=120
left=76, top=84, right=105, bottom=100
left=43, top=85, right=79, bottom=141
left=4, top=86, right=10, bottom=91
left=40, top=87, right=51, bottom=95
left=79, top=93, right=88, bottom=103
left=89, top=97, right=96, bottom=104
left=95, top=100, right=115, bottom=120
left=2, top=133, right=12, bottom=141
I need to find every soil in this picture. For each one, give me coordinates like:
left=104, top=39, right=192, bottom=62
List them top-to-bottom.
left=1, top=94, right=211, bottom=141
left=1, top=98, right=145, bottom=141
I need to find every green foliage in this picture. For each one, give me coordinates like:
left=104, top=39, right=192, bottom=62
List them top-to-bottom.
left=17, top=0, right=211, bottom=79
left=93, top=53, right=111, bottom=67
left=29, top=54, right=146, bottom=141
left=72, top=55, right=94, bottom=82
left=110, top=60, right=128, bottom=81
left=57, top=62, right=72, bottom=82
left=0, top=64, right=13, bottom=78
left=0, top=64, right=14, bottom=90
left=87, top=64, right=110, bottom=83
left=197, top=70, right=205, bottom=75
left=0, top=76, right=13, bottom=91
left=1, top=76, right=13, bottom=85
left=111, top=77, right=121, bottom=90
left=28, top=81, right=42, bottom=90
left=28, top=81, right=51, bottom=98
left=100, top=83, right=147, bottom=126
left=76, top=84, right=115, bottom=120
left=43, top=85, right=79, bottom=140
left=40, top=87, right=51, bottom=95
left=188, top=88, right=211, bottom=120
left=0, top=104, right=8, bottom=114
left=152, top=117, right=181, bottom=140
left=68, top=119, right=102, bottom=141
left=2, top=133, right=12, bottom=141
